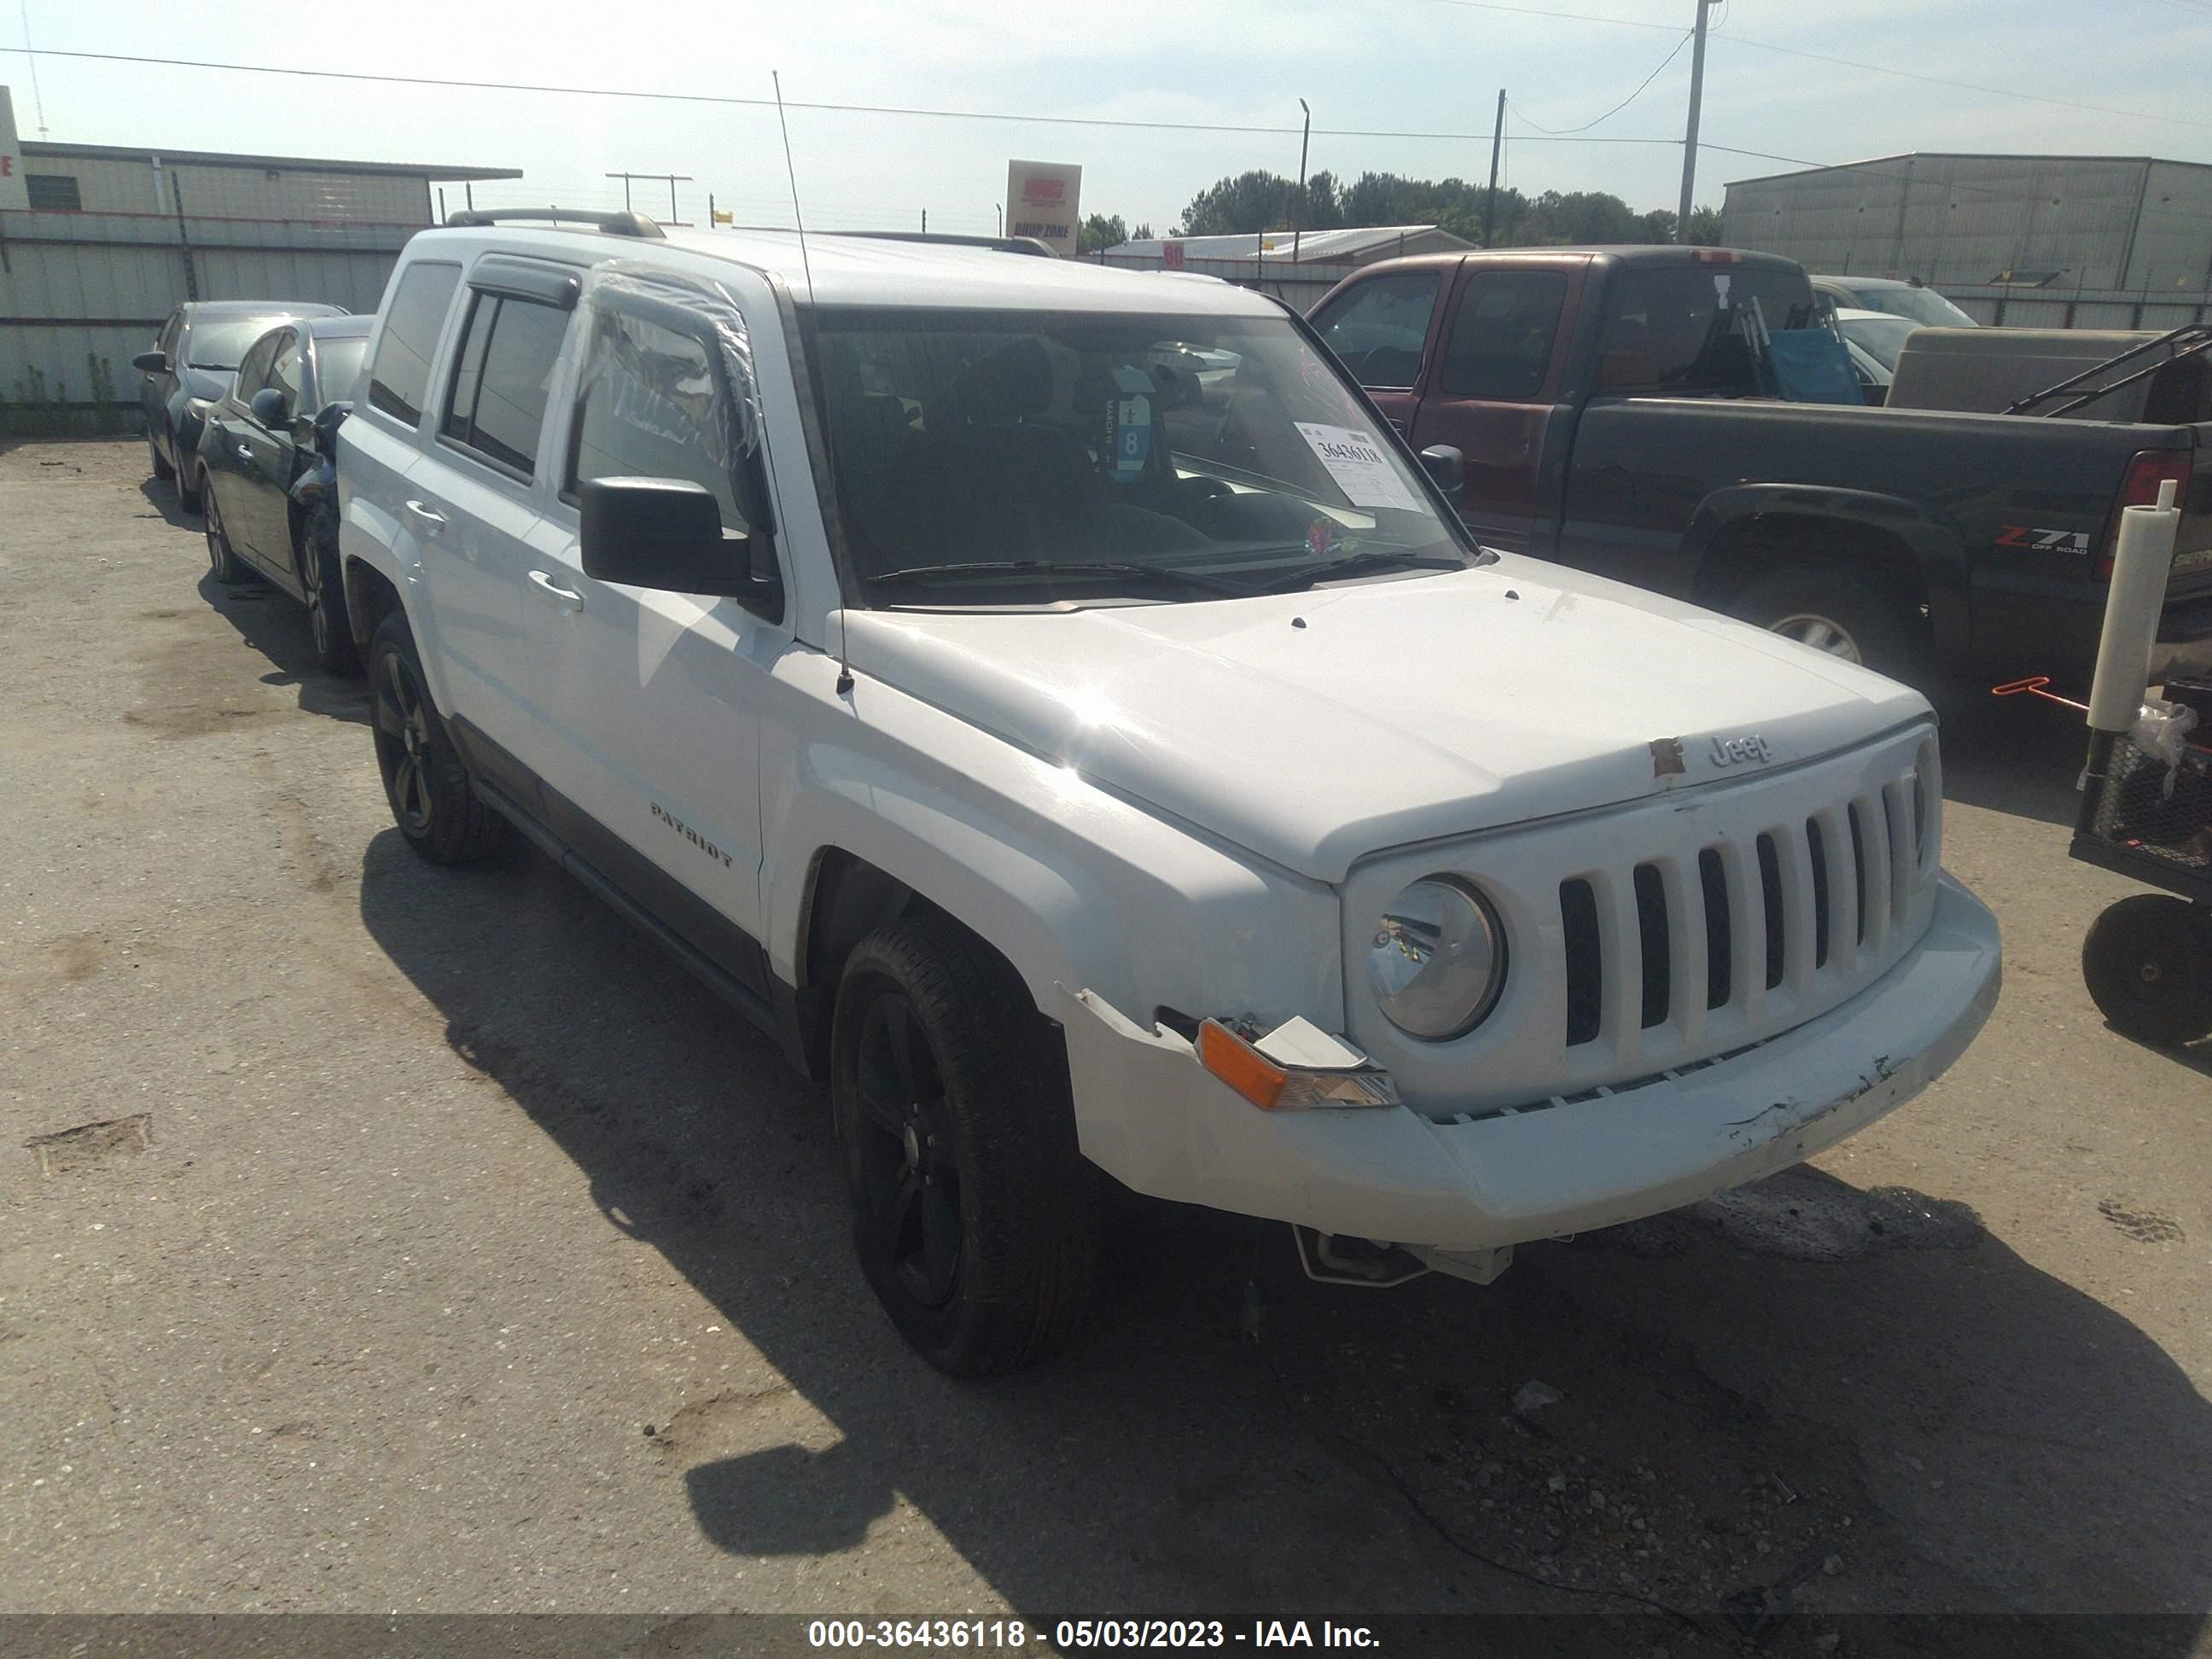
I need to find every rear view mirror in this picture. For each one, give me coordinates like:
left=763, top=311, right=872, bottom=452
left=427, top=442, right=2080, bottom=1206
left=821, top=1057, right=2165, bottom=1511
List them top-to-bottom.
left=132, top=350, right=169, bottom=375
left=249, top=387, right=290, bottom=428
left=1418, top=444, right=1465, bottom=501
left=579, top=476, right=782, bottom=617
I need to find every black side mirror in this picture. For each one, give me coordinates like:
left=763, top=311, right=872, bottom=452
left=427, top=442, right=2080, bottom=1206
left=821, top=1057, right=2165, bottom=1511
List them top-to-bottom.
left=132, top=350, right=169, bottom=375
left=249, top=387, right=290, bottom=428
left=313, top=401, right=350, bottom=459
left=1418, top=444, right=1465, bottom=501
left=579, top=476, right=782, bottom=617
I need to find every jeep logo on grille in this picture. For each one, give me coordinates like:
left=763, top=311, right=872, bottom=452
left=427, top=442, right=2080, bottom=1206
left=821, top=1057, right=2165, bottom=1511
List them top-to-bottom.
left=1709, top=733, right=1773, bottom=768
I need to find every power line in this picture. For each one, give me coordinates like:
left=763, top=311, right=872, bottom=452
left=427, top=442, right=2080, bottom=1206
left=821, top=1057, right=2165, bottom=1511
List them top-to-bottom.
left=1400, top=0, right=2212, bottom=136
left=1509, top=31, right=1692, bottom=135
left=0, top=44, right=1688, bottom=146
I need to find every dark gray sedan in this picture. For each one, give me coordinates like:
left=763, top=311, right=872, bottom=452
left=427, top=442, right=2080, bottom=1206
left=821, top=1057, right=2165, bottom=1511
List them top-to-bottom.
left=133, top=300, right=345, bottom=512
left=195, top=315, right=372, bottom=672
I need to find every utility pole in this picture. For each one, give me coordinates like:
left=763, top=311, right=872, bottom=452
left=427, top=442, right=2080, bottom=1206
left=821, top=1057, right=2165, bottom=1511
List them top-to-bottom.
left=1674, top=0, right=1713, bottom=243
left=1483, top=89, right=1505, bottom=248
left=1292, top=97, right=1312, bottom=262
left=606, top=172, right=694, bottom=223
left=995, top=204, right=1003, bottom=236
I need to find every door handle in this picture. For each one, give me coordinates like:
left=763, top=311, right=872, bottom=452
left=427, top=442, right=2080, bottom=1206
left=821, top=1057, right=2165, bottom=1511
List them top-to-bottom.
left=236, top=444, right=254, bottom=461
left=402, top=499, right=446, bottom=536
left=527, top=569, right=585, bottom=613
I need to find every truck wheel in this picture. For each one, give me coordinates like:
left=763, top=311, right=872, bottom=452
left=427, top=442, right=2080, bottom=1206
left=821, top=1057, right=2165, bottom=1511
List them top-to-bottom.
left=203, top=490, right=250, bottom=584
left=300, top=503, right=361, bottom=676
left=1726, top=568, right=1923, bottom=684
left=367, top=613, right=510, bottom=866
left=2082, top=895, right=2212, bottom=1046
left=830, top=915, right=1097, bottom=1377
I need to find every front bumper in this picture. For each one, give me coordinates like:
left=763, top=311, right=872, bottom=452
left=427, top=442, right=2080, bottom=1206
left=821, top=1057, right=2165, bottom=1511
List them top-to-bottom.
left=1060, top=873, right=2000, bottom=1253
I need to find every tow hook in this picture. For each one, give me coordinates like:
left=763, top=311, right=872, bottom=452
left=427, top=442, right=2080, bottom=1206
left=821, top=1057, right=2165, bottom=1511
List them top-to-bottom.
left=1291, top=1226, right=1432, bottom=1288
left=1292, top=1226, right=1516, bottom=1289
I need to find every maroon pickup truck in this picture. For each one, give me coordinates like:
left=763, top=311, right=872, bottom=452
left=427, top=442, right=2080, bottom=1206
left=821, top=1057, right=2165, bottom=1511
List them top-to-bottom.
left=1307, top=244, right=2212, bottom=688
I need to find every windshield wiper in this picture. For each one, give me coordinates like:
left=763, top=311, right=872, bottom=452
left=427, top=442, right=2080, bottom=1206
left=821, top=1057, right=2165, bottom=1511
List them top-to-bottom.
left=1257, top=550, right=1473, bottom=594
left=868, top=559, right=1254, bottom=599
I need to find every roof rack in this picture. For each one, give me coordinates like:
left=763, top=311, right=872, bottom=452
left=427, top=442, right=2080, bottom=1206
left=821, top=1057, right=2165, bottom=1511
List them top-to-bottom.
left=443, top=208, right=666, bottom=240
left=823, top=230, right=1055, bottom=258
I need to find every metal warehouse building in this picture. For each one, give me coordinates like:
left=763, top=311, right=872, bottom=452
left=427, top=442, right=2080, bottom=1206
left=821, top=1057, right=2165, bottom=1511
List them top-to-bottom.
left=1, top=84, right=517, bottom=431
left=1722, top=152, right=2212, bottom=329
left=1100, top=224, right=1474, bottom=312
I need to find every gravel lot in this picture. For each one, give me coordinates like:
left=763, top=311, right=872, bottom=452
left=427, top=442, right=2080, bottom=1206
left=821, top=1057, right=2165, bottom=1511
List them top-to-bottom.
left=2, top=439, right=2207, bottom=1652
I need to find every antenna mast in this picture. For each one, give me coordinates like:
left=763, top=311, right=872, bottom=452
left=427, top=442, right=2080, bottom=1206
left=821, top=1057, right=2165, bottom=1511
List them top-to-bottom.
left=771, top=72, right=814, bottom=302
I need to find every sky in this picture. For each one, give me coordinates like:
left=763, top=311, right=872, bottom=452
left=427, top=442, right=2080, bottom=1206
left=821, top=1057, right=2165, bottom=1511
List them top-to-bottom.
left=5, top=0, right=2212, bottom=238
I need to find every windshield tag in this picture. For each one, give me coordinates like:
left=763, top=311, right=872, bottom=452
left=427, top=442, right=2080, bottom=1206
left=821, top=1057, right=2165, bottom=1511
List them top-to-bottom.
left=1108, top=364, right=1154, bottom=484
left=1293, top=422, right=1420, bottom=513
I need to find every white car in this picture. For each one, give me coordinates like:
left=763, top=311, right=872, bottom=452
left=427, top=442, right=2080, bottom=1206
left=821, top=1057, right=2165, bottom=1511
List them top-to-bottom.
left=338, top=212, right=2001, bottom=1376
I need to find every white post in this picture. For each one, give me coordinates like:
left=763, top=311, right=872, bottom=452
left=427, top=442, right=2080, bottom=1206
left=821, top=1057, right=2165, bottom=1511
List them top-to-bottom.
left=2087, top=478, right=2184, bottom=732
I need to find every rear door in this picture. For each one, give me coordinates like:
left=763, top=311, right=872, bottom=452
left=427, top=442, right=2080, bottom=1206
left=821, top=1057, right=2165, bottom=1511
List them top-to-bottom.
left=414, top=259, right=580, bottom=765
left=1407, top=265, right=1575, bottom=552
left=1308, top=266, right=1452, bottom=439
left=201, top=329, right=283, bottom=568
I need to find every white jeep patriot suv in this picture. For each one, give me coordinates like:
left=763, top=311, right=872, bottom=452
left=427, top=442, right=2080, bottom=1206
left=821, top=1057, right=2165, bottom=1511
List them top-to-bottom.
left=338, top=210, right=2000, bottom=1377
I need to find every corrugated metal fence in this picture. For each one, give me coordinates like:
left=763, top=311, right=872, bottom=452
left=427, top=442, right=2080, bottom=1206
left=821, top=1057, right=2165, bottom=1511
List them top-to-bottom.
left=0, top=209, right=418, bottom=434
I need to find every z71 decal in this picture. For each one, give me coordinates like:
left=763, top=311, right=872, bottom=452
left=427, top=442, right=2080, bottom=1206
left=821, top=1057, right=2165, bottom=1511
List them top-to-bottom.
left=1994, top=525, right=2093, bottom=556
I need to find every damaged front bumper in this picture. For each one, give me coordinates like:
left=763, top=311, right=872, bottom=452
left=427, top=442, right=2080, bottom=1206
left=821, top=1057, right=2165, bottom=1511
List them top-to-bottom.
left=1059, top=874, right=2000, bottom=1256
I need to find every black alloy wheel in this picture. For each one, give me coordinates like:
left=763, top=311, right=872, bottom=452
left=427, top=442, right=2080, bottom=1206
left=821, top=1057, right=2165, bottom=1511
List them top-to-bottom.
left=204, top=489, right=248, bottom=583
left=849, top=987, right=966, bottom=1313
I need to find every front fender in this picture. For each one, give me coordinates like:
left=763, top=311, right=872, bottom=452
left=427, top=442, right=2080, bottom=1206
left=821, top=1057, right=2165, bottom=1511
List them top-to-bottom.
left=1682, top=482, right=1970, bottom=661
left=757, top=649, right=1343, bottom=1036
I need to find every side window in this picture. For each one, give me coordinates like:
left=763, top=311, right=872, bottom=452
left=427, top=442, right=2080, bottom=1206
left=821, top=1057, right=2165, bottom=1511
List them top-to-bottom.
left=369, top=261, right=462, bottom=427
left=1438, top=270, right=1568, bottom=400
left=1310, top=271, right=1441, bottom=388
left=439, top=294, right=568, bottom=476
left=566, top=307, right=748, bottom=530
left=158, top=312, right=183, bottom=358
left=233, top=332, right=282, bottom=400
left=271, top=335, right=304, bottom=409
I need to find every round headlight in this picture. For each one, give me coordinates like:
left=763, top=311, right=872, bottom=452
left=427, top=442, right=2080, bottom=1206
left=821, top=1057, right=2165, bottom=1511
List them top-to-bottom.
left=1367, top=876, right=1506, bottom=1041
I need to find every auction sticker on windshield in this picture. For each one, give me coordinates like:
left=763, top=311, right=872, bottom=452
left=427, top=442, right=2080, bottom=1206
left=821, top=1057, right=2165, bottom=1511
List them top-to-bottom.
left=1293, top=422, right=1420, bottom=513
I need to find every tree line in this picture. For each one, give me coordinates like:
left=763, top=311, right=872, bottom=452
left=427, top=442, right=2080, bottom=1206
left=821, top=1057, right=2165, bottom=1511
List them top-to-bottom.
left=1074, top=170, right=1722, bottom=253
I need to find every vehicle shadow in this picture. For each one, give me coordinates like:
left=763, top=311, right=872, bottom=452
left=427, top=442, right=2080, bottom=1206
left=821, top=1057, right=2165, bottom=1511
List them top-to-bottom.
left=137, top=474, right=201, bottom=532
left=194, top=568, right=370, bottom=726
left=1939, top=692, right=2087, bottom=828
left=355, top=831, right=2210, bottom=1647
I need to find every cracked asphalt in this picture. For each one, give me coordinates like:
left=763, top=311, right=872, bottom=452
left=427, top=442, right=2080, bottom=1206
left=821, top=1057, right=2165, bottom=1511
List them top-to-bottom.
left=2, top=440, right=2207, bottom=1654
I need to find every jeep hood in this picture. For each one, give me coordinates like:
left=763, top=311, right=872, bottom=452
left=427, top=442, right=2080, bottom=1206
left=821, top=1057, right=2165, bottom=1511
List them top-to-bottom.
left=840, top=557, right=1931, bottom=883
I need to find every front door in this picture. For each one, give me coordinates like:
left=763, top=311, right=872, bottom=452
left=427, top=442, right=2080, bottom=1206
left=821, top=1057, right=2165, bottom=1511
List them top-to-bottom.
left=1406, top=266, right=1572, bottom=555
left=1309, top=267, right=1452, bottom=441
left=523, top=280, right=779, bottom=986
left=141, top=311, right=182, bottom=453
left=231, top=330, right=305, bottom=575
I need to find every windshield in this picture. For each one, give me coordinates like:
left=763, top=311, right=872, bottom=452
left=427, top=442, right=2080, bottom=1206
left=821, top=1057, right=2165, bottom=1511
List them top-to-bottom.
left=1593, top=266, right=1819, bottom=396
left=1842, top=284, right=1976, bottom=329
left=808, top=307, right=1471, bottom=605
left=1836, top=312, right=1918, bottom=372
left=187, top=314, right=304, bottom=370
left=316, top=337, right=369, bottom=406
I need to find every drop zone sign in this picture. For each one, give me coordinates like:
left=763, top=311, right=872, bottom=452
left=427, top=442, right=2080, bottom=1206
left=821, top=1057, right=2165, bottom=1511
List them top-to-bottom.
left=1007, top=160, right=1080, bottom=256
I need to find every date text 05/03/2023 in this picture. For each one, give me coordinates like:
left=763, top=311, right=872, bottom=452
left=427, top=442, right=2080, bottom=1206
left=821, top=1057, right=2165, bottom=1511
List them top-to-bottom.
left=806, top=1619, right=1382, bottom=1650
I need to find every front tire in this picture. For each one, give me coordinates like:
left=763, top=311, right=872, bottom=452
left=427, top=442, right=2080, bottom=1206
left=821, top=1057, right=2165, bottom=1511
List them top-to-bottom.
left=148, top=434, right=176, bottom=483
left=178, top=463, right=205, bottom=516
left=203, top=489, right=249, bottom=583
left=300, top=501, right=361, bottom=676
left=1726, top=566, right=1924, bottom=686
left=367, top=613, right=510, bottom=865
left=2082, top=895, right=2212, bottom=1046
left=831, top=916, right=1098, bottom=1377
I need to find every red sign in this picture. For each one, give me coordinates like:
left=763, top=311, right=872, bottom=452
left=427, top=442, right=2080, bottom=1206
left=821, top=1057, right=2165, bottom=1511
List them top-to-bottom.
left=1021, top=176, right=1065, bottom=204
left=1162, top=241, right=1185, bottom=270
